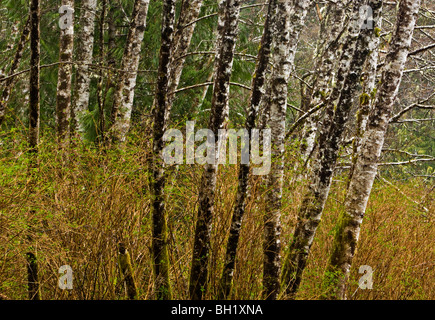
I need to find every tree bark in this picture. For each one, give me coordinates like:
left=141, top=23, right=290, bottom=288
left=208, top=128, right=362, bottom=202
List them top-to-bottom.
left=26, top=0, right=41, bottom=301
left=28, top=0, right=40, bottom=152
left=56, top=0, right=74, bottom=146
left=71, top=0, right=97, bottom=137
left=96, top=0, right=107, bottom=144
left=109, top=0, right=150, bottom=143
left=150, top=0, right=176, bottom=300
left=165, top=0, right=204, bottom=122
left=189, top=0, right=241, bottom=301
left=218, top=0, right=276, bottom=300
left=262, top=0, right=310, bottom=300
left=281, top=0, right=383, bottom=298
left=325, top=0, right=421, bottom=300
left=297, top=1, right=348, bottom=172
left=348, top=16, right=383, bottom=184
left=0, top=17, right=30, bottom=126
left=118, top=242, right=138, bottom=300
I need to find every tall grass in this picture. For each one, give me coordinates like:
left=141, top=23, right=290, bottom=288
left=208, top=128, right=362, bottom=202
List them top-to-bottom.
left=0, top=129, right=433, bottom=299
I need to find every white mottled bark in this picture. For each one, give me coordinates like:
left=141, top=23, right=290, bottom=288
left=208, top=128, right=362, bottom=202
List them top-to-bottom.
left=56, top=0, right=74, bottom=145
left=71, top=0, right=97, bottom=136
left=110, top=0, right=149, bottom=143
left=165, top=0, right=204, bottom=123
left=189, top=0, right=241, bottom=301
left=263, top=0, right=310, bottom=300
left=282, top=0, right=384, bottom=298
left=326, top=0, right=421, bottom=300
left=298, top=1, right=348, bottom=168
left=0, top=18, right=30, bottom=126
left=349, top=18, right=383, bottom=183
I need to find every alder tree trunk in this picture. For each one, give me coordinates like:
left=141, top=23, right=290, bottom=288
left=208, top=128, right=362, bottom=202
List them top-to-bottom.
left=26, top=0, right=41, bottom=301
left=56, top=0, right=74, bottom=146
left=71, top=0, right=97, bottom=137
left=96, top=0, right=107, bottom=144
left=109, top=0, right=149, bottom=143
left=150, top=0, right=176, bottom=300
left=165, top=0, right=204, bottom=123
left=189, top=0, right=241, bottom=301
left=218, top=0, right=276, bottom=300
left=263, top=0, right=310, bottom=300
left=281, top=0, right=384, bottom=298
left=325, top=0, right=421, bottom=300
left=297, top=1, right=348, bottom=170
left=348, top=15, right=383, bottom=184
left=0, top=17, right=30, bottom=126
left=117, top=243, right=138, bottom=300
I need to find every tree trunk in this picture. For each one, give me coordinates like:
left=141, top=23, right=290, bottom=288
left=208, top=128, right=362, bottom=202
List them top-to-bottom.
left=26, top=0, right=41, bottom=301
left=56, top=0, right=74, bottom=146
left=71, top=0, right=97, bottom=137
left=96, top=0, right=107, bottom=144
left=109, top=0, right=150, bottom=144
left=150, top=0, right=176, bottom=300
left=165, top=0, right=204, bottom=123
left=189, top=0, right=241, bottom=301
left=218, top=0, right=277, bottom=300
left=262, top=0, right=310, bottom=300
left=281, top=0, right=383, bottom=298
left=325, top=0, right=421, bottom=300
left=297, top=1, right=348, bottom=172
left=0, top=17, right=30, bottom=126
left=348, top=17, right=383, bottom=185
left=118, top=242, right=138, bottom=300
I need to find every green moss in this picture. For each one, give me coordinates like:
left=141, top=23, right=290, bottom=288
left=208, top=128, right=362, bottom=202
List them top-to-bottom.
left=374, top=27, right=381, bottom=37
left=359, top=92, right=371, bottom=106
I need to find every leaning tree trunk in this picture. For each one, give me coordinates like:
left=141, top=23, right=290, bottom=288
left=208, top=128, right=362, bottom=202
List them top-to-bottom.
left=26, top=0, right=41, bottom=301
left=56, top=0, right=74, bottom=146
left=71, top=0, right=97, bottom=137
left=109, top=0, right=150, bottom=144
left=149, top=0, right=176, bottom=300
left=165, top=0, right=204, bottom=122
left=189, top=0, right=241, bottom=301
left=218, top=0, right=277, bottom=300
left=262, top=0, right=310, bottom=300
left=281, top=0, right=384, bottom=298
left=297, top=0, right=349, bottom=171
left=325, top=0, right=421, bottom=300
left=348, top=16, right=383, bottom=185
left=0, top=17, right=30, bottom=126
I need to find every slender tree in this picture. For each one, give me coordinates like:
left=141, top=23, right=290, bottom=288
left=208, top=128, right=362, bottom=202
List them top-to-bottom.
left=26, top=0, right=41, bottom=301
left=56, top=0, right=74, bottom=146
left=71, top=0, right=97, bottom=136
left=96, top=0, right=107, bottom=144
left=109, top=0, right=150, bottom=143
left=149, top=0, right=176, bottom=300
left=165, top=0, right=204, bottom=122
left=189, top=0, right=242, bottom=301
left=218, top=0, right=277, bottom=300
left=262, top=0, right=311, bottom=300
left=281, top=0, right=384, bottom=298
left=325, top=0, right=421, bottom=300
left=297, top=1, right=349, bottom=171
left=348, top=12, right=383, bottom=184
left=0, top=17, right=30, bottom=126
